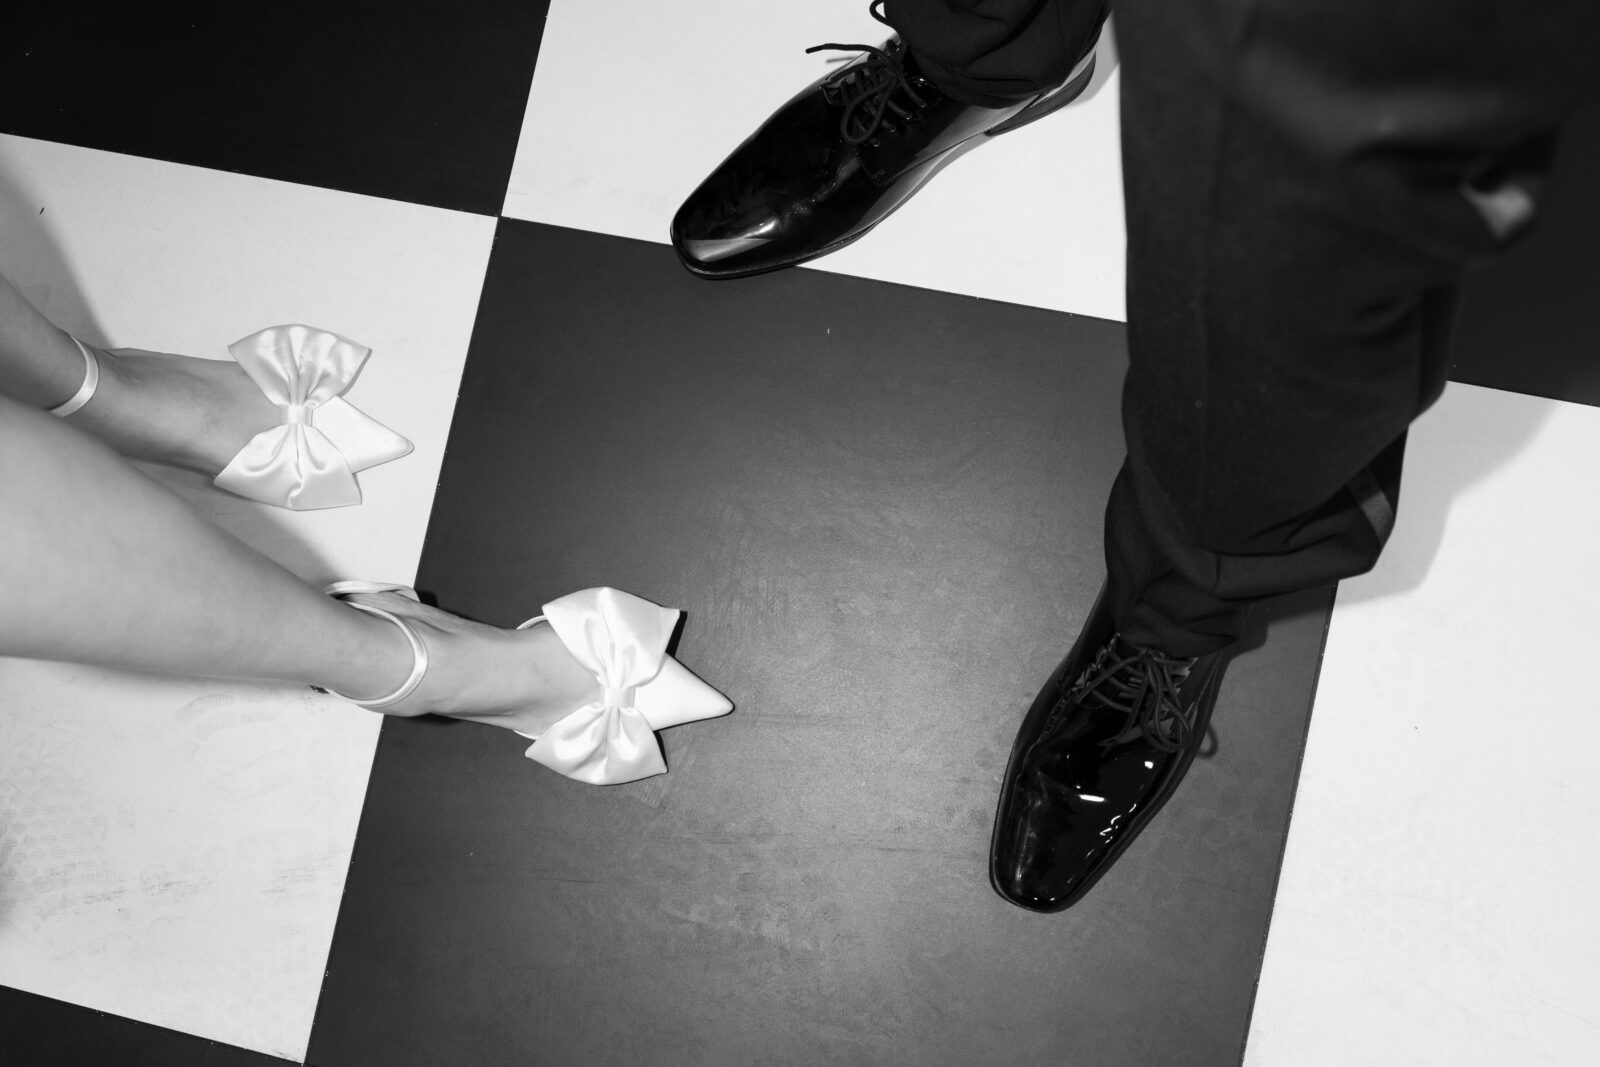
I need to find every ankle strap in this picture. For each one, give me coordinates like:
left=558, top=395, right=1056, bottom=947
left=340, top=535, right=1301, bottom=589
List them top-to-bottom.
left=48, top=336, right=99, bottom=418
left=321, top=583, right=429, bottom=708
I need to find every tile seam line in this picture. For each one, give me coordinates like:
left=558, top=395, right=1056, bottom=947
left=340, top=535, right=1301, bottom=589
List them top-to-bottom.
left=0, top=130, right=507, bottom=224
left=495, top=214, right=1132, bottom=323
left=1234, top=581, right=1338, bottom=1067
left=0, top=984, right=304, bottom=1065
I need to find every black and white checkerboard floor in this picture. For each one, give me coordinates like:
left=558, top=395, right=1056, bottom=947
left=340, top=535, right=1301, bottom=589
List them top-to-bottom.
left=3, top=4, right=1598, bottom=1064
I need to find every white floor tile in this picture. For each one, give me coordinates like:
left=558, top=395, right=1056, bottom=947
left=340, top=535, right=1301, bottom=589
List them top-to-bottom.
left=504, top=0, right=1127, bottom=321
left=0, top=134, right=493, bottom=1059
left=1245, top=384, right=1600, bottom=1066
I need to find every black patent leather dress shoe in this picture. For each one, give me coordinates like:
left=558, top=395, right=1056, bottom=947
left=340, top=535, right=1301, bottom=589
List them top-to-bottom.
left=671, top=2, right=1098, bottom=279
left=990, top=588, right=1229, bottom=913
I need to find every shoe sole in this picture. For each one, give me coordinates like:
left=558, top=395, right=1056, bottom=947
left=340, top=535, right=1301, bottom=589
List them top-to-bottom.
left=982, top=46, right=1099, bottom=137
left=676, top=49, right=1099, bottom=281
left=987, top=644, right=1225, bottom=914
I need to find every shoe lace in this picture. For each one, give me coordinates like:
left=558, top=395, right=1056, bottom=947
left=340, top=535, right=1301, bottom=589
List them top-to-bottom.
left=805, top=0, right=929, bottom=145
left=1069, top=637, right=1201, bottom=755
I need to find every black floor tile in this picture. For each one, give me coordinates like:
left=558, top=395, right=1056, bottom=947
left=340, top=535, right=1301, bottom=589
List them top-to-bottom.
left=0, top=1, right=546, bottom=215
left=307, top=222, right=1330, bottom=1067
left=0, top=986, right=296, bottom=1067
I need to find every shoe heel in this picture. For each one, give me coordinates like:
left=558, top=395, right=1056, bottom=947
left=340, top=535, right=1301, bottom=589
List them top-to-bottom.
left=984, top=51, right=1097, bottom=138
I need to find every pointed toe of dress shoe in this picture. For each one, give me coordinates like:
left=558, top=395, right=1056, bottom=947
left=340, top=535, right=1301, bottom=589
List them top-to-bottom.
left=670, top=175, right=795, bottom=278
left=670, top=204, right=784, bottom=277
left=676, top=234, right=774, bottom=269
left=990, top=810, right=1092, bottom=912
left=990, top=872, right=1082, bottom=914
left=990, top=874, right=1062, bottom=913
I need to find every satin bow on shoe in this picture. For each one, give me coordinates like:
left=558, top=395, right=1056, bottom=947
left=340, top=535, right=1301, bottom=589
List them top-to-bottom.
left=214, top=324, right=412, bottom=510
left=516, top=588, right=733, bottom=785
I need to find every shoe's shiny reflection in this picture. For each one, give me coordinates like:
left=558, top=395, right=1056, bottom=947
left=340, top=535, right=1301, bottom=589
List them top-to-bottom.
left=679, top=235, right=774, bottom=265
left=990, top=586, right=1227, bottom=912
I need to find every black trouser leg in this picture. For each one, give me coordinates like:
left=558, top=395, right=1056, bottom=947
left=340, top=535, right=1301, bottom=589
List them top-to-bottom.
left=884, top=0, right=1107, bottom=106
left=1107, top=0, right=1600, bottom=657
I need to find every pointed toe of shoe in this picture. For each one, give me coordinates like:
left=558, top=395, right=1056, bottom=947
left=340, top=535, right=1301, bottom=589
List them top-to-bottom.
left=669, top=73, right=881, bottom=278
left=670, top=184, right=792, bottom=278
left=671, top=229, right=780, bottom=276
left=990, top=786, right=1104, bottom=913
left=990, top=858, right=1078, bottom=914
left=990, top=873, right=1079, bottom=914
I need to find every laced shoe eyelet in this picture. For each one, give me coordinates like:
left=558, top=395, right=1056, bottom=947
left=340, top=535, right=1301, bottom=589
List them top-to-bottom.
left=807, top=2, right=931, bottom=148
left=1072, top=636, right=1201, bottom=755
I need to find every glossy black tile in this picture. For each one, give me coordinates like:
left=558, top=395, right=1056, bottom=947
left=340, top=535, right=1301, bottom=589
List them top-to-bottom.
left=0, top=1, right=547, bottom=215
left=308, top=221, right=1330, bottom=1067
left=0, top=987, right=295, bottom=1067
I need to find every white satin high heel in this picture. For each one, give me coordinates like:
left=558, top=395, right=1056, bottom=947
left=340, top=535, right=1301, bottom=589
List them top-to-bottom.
left=49, top=325, right=412, bottom=510
left=215, top=325, right=412, bottom=510
left=321, top=583, right=732, bottom=786
left=513, top=587, right=733, bottom=785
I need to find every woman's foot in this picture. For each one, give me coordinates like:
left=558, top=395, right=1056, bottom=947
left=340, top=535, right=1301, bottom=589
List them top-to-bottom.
left=66, top=343, right=279, bottom=475
left=332, top=589, right=601, bottom=733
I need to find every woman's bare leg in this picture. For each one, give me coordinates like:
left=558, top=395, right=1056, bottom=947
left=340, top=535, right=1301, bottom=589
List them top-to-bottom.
left=0, top=268, right=278, bottom=474
left=0, top=393, right=597, bottom=723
